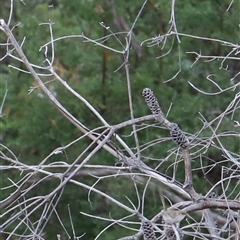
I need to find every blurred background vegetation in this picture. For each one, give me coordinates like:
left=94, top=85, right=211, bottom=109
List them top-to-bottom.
left=0, top=0, right=239, bottom=239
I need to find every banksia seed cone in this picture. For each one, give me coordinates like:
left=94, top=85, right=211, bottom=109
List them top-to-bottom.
left=142, top=88, right=164, bottom=123
left=170, top=123, right=189, bottom=149
left=141, top=219, right=157, bottom=240
left=165, top=226, right=184, bottom=240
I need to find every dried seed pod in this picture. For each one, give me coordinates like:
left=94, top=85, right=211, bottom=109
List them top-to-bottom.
left=142, top=88, right=164, bottom=123
left=170, top=123, right=189, bottom=149
left=141, top=219, right=157, bottom=240
left=165, top=226, right=184, bottom=240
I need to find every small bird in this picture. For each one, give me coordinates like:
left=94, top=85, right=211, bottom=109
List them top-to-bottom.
left=161, top=209, right=187, bottom=225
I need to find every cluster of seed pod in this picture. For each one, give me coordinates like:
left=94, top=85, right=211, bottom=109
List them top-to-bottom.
left=142, top=88, right=189, bottom=149
left=141, top=219, right=157, bottom=240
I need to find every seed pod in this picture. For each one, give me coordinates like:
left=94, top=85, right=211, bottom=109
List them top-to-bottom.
left=142, top=88, right=164, bottom=123
left=170, top=123, right=189, bottom=149
left=141, top=219, right=157, bottom=240
left=165, top=226, right=184, bottom=240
